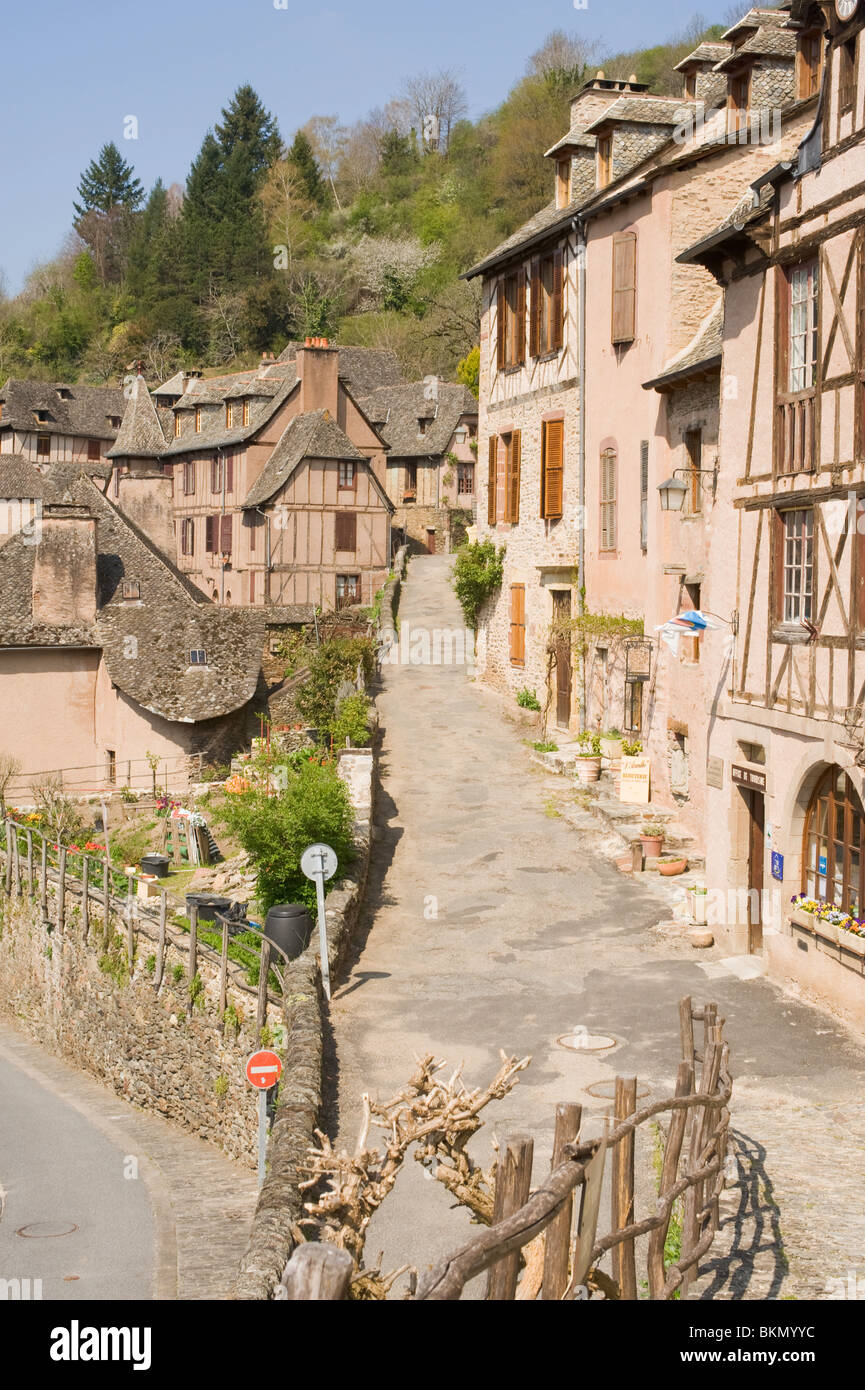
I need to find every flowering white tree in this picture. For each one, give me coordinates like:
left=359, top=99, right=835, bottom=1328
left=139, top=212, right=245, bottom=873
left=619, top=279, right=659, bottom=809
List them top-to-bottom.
left=352, top=234, right=440, bottom=309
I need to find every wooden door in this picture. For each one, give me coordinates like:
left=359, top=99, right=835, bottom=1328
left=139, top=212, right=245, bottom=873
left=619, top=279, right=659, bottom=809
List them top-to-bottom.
left=426, top=528, right=436, bottom=554
left=552, top=590, right=572, bottom=729
left=746, top=789, right=765, bottom=953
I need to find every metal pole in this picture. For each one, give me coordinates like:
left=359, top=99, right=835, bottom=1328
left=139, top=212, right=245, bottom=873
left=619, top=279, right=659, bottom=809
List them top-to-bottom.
left=314, top=863, right=331, bottom=1000
left=258, top=1089, right=268, bottom=1189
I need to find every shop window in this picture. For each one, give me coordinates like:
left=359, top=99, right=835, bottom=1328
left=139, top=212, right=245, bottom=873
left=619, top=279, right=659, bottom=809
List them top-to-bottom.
left=803, top=766, right=864, bottom=915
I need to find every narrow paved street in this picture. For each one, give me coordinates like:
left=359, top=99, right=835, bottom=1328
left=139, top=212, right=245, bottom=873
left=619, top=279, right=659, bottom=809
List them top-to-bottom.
left=332, top=555, right=865, bottom=1298
left=0, top=1023, right=259, bottom=1300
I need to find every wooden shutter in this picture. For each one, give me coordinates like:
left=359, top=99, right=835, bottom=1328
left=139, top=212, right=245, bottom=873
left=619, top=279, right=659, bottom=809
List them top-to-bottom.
left=611, top=232, right=637, bottom=344
left=551, top=252, right=564, bottom=351
left=529, top=260, right=541, bottom=357
left=516, top=272, right=526, bottom=364
left=496, top=280, right=506, bottom=370
left=541, top=419, right=564, bottom=519
left=505, top=431, right=521, bottom=524
left=488, top=436, right=498, bottom=524
left=640, top=441, right=649, bottom=552
left=600, top=449, right=617, bottom=550
left=225, top=454, right=234, bottom=494
left=335, top=512, right=357, bottom=551
left=220, top=513, right=232, bottom=554
left=205, top=515, right=216, bottom=553
left=509, top=585, right=526, bottom=666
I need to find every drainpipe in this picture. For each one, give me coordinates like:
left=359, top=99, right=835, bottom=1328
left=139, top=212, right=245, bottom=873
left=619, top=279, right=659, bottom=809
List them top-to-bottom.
left=574, top=214, right=588, bottom=733
left=218, top=446, right=226, bottom=605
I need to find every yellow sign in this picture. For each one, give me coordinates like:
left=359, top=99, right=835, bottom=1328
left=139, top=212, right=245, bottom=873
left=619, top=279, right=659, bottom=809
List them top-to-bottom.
left=620, top=755, right=651, bottom=804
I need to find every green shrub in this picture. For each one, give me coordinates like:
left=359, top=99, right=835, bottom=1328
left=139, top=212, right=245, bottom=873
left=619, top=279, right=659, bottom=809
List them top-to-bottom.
left=452, top=540, right=505, bottom=629
left=295, top=636, right=376, bottom=737
left=516, top=688, right=541, bottom=711
left=330, top=693, right=371, bottom=749
left=533, top=740, right=559, bottom=753
left=218, top=757, right=355, bottom=914
left=214, top=1075, right=229, bottom=1099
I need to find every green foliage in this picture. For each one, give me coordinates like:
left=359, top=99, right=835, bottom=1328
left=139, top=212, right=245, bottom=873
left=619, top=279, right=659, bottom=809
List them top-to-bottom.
left=287, top=131, right=326, bottom=206
left=74, top=142, right=143, bottom=217
left=456, top=346, right=480, bottom=397
left=452, top=540, right=505, bottom=629
left=295, top=636, right=376, bottom=739
left=516, top=688, right=541, bottom=711
left=330, top=692, right=372, bottom=749
left=577, top=731, right=602, bottom=757
left=533, top=740, right=559, bottom=753
left=217, top=757, right=355, bottom=914
left=98, top=932, right=130, bottom=987
left=145, top=953, right=156, bottom=975
left=172, top=962, right=185, bottom=983
left=189, top=972, right=205, bottom=1011
left=223, top=1003, right=241, bottom=1032
left=214, top=1074, right=229, bottom=1099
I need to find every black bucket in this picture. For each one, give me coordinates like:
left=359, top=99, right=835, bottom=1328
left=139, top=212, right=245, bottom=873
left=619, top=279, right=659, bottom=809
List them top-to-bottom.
left=141, top=853, right=170, bottom=879
left=186, top=893, right=232, bottom=922
left=264, top=903, right=313, bottom=962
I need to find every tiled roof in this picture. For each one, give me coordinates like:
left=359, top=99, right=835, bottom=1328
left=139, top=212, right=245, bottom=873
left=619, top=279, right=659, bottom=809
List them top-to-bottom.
left=721, top=6, right=792, bottom=43
left=714, top=24, right=797, bottom=70
left=675, top=42, right=731, bottom=71
left=583, top=97, right=693, bottom=133
left=545, top=130, right=596, bottom=156
left=643, top=300, right=723, bottom=390
left=162, top=370, right=299, bottom=457
left=107, top=374, right=168, bottom=459
left=0, top=379, right=127, bottom=440
left=358, top=381, right=477, bottom=459
left=243, top=410, right=366, bottom=508
left=0, top=455, right=81, bottom=502
left=0, top=472, right=265, bottom=722
left=262, top=604, right=317, bottom=625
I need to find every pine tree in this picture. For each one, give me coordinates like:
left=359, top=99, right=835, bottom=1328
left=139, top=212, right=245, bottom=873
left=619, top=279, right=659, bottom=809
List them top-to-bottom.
left=286, top=131, right=326, bottom=206
left=73, top=143, right=144, bottom=218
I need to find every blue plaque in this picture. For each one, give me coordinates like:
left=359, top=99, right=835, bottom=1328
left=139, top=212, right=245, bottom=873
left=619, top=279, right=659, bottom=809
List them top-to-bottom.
left=771, top=851, right=784, bottom=882
left=818, top=854, right=827, bottom=875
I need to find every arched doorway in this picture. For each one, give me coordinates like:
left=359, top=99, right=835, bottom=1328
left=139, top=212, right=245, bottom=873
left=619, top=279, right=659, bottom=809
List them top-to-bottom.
left=802, top=765, right=864, bottom=916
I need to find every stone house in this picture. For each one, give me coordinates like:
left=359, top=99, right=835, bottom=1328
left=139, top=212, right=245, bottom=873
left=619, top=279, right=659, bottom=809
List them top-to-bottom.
left=678, top=0, right=865, bottom=1019
left=108, top=340, right=397, bottom=611
left=0, top=378, right=125, bottom=480
left=359, top=380, right=478, bottom=553
left=0, top=465, right=267, bottom=799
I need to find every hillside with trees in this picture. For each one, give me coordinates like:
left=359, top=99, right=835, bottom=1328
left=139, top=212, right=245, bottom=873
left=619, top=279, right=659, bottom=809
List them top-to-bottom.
left=0, top=16, right=725, bottom=391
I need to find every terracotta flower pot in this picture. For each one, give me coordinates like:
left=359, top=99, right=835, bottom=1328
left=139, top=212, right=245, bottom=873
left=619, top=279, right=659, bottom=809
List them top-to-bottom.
left=576, top=756, right=602, bottom=783
left=640, top=835, right=663, bottom=857
left=658, top=858, right=687, bottom=876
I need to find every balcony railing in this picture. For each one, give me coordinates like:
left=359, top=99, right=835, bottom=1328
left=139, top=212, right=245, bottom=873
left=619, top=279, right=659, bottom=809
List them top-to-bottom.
left=777, top=390, right=815, bottom=474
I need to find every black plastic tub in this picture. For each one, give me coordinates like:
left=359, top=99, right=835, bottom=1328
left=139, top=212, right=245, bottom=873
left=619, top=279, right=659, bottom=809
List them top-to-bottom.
left=141, top=854, right=170, bottom=879
left=186, top=893, right=232, bottom=922
left=265, top=903, right=313, bottom=961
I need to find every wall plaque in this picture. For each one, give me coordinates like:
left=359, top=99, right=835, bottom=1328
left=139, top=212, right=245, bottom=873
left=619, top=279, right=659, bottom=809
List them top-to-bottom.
left=706, top=756, right=724, bottom=790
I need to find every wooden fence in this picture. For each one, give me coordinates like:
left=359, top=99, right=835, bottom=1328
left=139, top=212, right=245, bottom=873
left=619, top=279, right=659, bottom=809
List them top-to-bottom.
left=1, top=817, right=288, bottom=1032
left=279, top=997, right=732, bottom=1301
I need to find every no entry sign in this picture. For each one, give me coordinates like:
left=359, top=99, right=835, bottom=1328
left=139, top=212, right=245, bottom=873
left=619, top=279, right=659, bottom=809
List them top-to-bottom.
left=245, top=1049, right=282, bottom=1090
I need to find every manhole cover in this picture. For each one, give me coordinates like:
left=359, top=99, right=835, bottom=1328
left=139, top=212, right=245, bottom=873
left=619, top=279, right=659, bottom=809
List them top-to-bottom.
left=556, top=1031, right=618, bottom=1053
left=584, top=1080, right=651, bottom=1101
left=16, top=1221, right=79, bottom=1239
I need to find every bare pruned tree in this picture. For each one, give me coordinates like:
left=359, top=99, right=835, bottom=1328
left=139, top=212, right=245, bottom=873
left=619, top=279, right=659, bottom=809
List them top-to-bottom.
left=527, top=29, right=601, bottom=88
left=402, top=68, right=468, bottom=154
left=305, top=115, right=348, bottom=209
left=0, top=753, right=21, bottom=817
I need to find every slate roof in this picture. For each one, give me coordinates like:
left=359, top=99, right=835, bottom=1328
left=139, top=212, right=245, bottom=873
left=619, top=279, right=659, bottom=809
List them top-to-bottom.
left=721, top=7, right=792, bottom=44
left=714, top=24, right=797, bottom=70
left=675, top=42, right=731, bottom=71
left=583, top=97, right=692, bottom=133
left=676, top=182, right=776, bottom=264
left=642, top=300, right=723, bottom=391
left=277, top=343, right=404, bottom=395
left=161, top=370, right=299, bottom=457
left=107, top=374, right=167, bottom=459
left=0, top=379, right=127, bottom=440
left=358, top=382, right=477, bottom=459
left=243, top=410, right=367, bottom=508
left=0, top=455, right=79, bottom=502
left=0, top=472, right=265, bottom=723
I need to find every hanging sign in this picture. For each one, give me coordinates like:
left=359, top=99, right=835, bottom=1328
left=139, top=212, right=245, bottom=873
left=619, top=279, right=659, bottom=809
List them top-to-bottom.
left=625, top=641, right=653, bottom=683
left=731, top=764, right=766, bottom=792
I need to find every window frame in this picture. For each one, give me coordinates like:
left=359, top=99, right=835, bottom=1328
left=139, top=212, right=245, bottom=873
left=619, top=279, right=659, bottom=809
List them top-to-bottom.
left=338, top=459, right=357, bottom=491
left=183, top=460, right=195, bottom=495
left=778, top=507, right=815, bottom=625
left=336, top=573, right=360, bottom=609
left=802, top=765, right=865, bottom=916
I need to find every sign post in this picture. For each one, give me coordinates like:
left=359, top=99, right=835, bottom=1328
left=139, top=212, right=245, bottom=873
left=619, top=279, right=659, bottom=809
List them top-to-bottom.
left=301, top=842, right=338, bottom=1001
left=245, top=1049, right=283, bottom=1189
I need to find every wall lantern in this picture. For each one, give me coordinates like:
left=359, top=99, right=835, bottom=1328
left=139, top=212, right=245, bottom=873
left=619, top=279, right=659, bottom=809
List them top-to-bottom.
left=657, top=475, right=688, bottom=511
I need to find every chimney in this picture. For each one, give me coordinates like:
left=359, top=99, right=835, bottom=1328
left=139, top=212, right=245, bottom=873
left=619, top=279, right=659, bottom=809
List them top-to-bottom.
left=296, top=339, right=339, bottom=417
left=115, top=471, right=176, bottom=563
left=32, top=504, right=98, bottom=627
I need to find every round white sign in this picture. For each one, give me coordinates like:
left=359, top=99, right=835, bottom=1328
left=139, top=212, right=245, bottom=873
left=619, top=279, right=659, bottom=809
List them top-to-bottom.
left=836, top=0, right=859, bottom=22
left=301, top=842, right=338, bottom=882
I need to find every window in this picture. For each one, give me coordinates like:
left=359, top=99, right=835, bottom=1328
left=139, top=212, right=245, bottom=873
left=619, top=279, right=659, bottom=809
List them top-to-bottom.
left=797, top=31, right=822, bottom=100
left=839, top=37, right=857, bottom=114
left=730, top=69, right=750, bottom=113
left=683, top=71, right=697, bottom=101
left=597, top=134, right=612, bottom=189
left=556, top=158, right=570, bottom=209
left=611, top=232, right=637, bottom=344
left=530, top=252, right=564, bottom=357
left=788, top=261, right=819, bottom=392
left=496, top=271, right=526, bottom=370
left=242, top=400, right=250, bottom=427
left=225, top=403, right=232, bottom=428
left=195, top=407, right=202, bottom=434
left=174, top=413, right=181, bottom=439
left=109, top=416, right=121, bottom=429
left=417, top=417, right=428, bottom=436
left=541, top=419, right=564, bottom=519
left=684, top=429, right=703, bottom=515
left=504, top=432, right=521, bottom=524
left=487, top=433, right=521, bottom=525
left=36, top=434, right=50, bottom=459
left=488, top=436, right=498, bottom=525
left=87, top=439, right=100, bottom=462
left=640, top=441, right=649, bottom=553
left=600, top=448, right=617, bottom=551
left=225, top=453, right=234, bottom=494
left=211, top=458, right=223, bottom=493
left=183, top=460, right=195, bottom=495
left=339, top=460, right=356, bottom=490
left=403, top=462, right=418, bottom=500
left=457, top=463, right=474, bottom=495
left=780, top=508, right=814, bottom=623
left=335, top=512, right=357, bottom=551
left=247, top=513, right=258, bottom=552
left=220, top=514, right=232, bottom=555
left=205, top=515, right=218, bottom=554
left=181, top=518, right=194, bottom=556
left=249, top=570, right=256, bottom=603
left=336, top=574, right=360, bottom=608
left=121, top=580, right=140, bottom=601
left=509, top=584, right=526, bottom=666
left=190, top=649, right=207, bottom=666
left=624, top=680, right=643, bottom=733
left=106, top=750, right=116, bottom=785
left=803, top=766, right=865, bottom=915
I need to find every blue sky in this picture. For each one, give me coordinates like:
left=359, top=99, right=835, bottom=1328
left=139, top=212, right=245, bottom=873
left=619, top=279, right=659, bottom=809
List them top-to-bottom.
left=0, top=0, right=723, bottom=293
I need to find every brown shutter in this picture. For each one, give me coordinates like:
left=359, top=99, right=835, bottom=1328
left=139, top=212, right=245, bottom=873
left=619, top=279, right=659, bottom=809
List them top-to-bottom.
left=611, top=232, right=637, bottom=343
left=551, top=252, right=564, bottom=351
left=529, top=260, right=541, bottom=357
left=516, top=271, right=526, bottom=364
left=496, top=280, right=506, bottom=370
left=542, top=419, right=564, bottom=518
left=505, top=431, right=521, bottom=524
left=488, top=436, right=498, bottom=524
left=600, top=450, right=617, bottom=549
left=226, top=454, right=234, bottom=494
left=335, top=512, right=357, bottom=551
left=220, top=513, right=232, bottom=554
left=205, top=515, right=215, bottom=553
left=509, top=584, right=526, bottom=665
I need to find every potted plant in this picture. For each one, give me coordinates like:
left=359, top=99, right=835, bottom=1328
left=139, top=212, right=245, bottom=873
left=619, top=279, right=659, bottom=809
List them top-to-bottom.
left=600, top=727, right=625, bottom=760
left=575, top=732, right=603, bottom=783
left=640, top=821, right=664, bottom=857
left=658, top=854, right=688, bottom=876
left=689, top=884, right=708, bottom=924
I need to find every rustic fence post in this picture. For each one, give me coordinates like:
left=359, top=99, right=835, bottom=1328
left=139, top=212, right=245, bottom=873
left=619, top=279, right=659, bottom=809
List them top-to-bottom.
left=4, top=820, right=11, bottom=895
left=12, top=826, right=21, bottom=897
left=26, top=830, right=34, bottom=896
left=40, top=836, right=48, bottom=920
left=57, top=848, right=67, bottom=932
left=81, top=856, right=89, bottom=939
left=102, top=858, right=111, bottom=945
left=125, top=870, right=135, bottom=968
left=155, top=892, right=167, bottom=990
left=187, top=902, right=198, bottom=1015
left=219, top=915, right=229, bottom=1020
left=256, top=937, right=271, bottom=1035
left=679, top=995, right=695, bottom=1072
left=680, top=1035, right=723, bottom=1296
left=647, top=1061, right=694, bottom=1298
left=611, top=1075, right=638, bottom=1300
left=541, top=1102, right=582, bottom=1300
left=486, top=1133, right=534, bottom=1301
left=280, top=1244, right=354, bottom=1300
